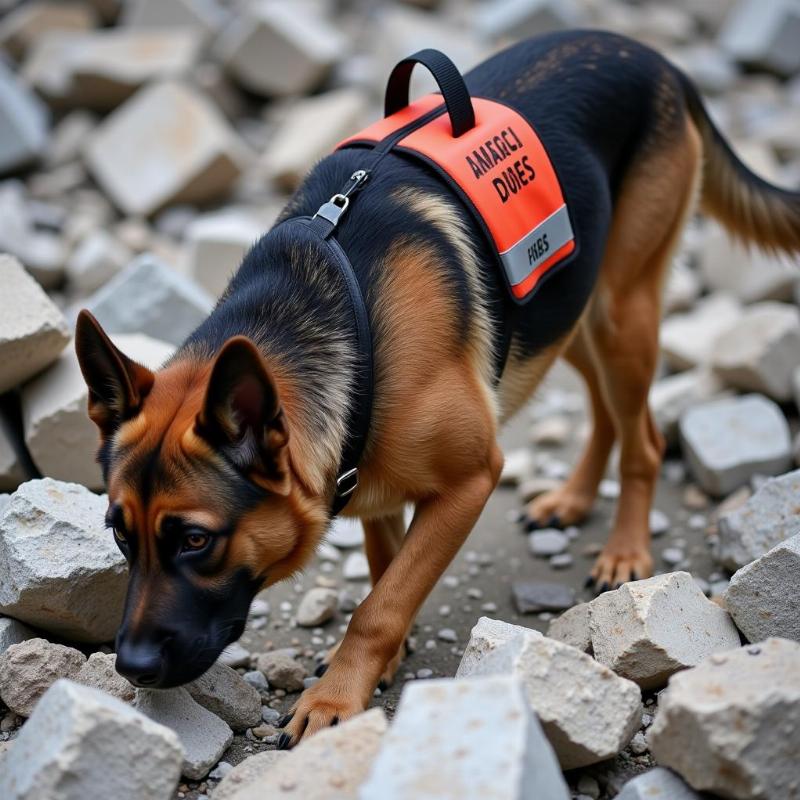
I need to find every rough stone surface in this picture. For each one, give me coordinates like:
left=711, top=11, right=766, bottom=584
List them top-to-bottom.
left=123, top=0, right=226, bottom=37
left=475, top=0, right=581, bottom=41
left=217, top=1, right=345, bottom=97
left=0, top=2, right=97, bottom=60
left=0, top=60, right=49, bottom=175
left=84, top=80, right=247, bottom=216
left=65, top=229, right=132, bottom=293
left=0, top=255, right=69, bottom=394
left=85, top=255, right=213, bottom=344
left=660, top=293, right=741, bottom=370
left=710, top=302, right=800, bottom=401
left=21, top=333, right=174, bottom=490
left=679, top=394, right=792, bottom=496
left=716, top=469, right=800, bottom=570
left=0, top=479, right=127, bottom=642
left=528, top=528, right=569, bottom=557
left=724, top=533, right=800, bottom=643
left=589, top=572, right=741, bottom=689
left=512, top=580, right=575, bottom=613
left=296, top=587, right=338, bottom=627
left=546, top=603, right=592, bottom=653
left=0, top=615, right=35, bottom=656
left=457, top=618, right=641, bottom=769
left=0, top=638, right=86, bottom=716
left=648, top=638, right=800, bottom=800
left=255, top=648, right=306, bottom=692
left=74, top=653, right=135, bottom=703
left=186, top=662, right=262, bottom=731
left=360, top=675, right=569, bottom=800
left=0, top=679, right=184, bottom=800
left=135, top=686, right=233, bottom=780
left=228, top=708, right=386, bottom=800
left=212, top=750, right=289, bottom=800
left=616, top=767, right=702, bottom=800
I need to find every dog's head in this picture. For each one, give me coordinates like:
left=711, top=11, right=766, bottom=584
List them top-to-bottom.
left=75, top=311, right=327, bottom=688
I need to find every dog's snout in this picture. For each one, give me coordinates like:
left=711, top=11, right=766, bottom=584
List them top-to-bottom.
left=115, top=636, right=168, bottom=688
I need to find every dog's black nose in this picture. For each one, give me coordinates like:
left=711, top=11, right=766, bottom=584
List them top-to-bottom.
left=115, top=639, right=165, bottom=687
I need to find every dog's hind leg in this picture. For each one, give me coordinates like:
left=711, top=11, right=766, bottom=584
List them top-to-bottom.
left=587, top=117, right=702, bottom=590
left=526, top=320, right=616, bottom=529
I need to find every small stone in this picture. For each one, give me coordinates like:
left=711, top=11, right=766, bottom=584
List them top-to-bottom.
left=0, top=60, right=49, bottom=175
left=65, top=229, right=131, bottom=293
left=650, top=368, right=726, bottom=445
left=679, top=394, right=792, bottom=497
left=529, top=415, right=571, bottom=447
left=500, top=448, right=533, bottom=486
left=517, top=476, right=563, bottom=503
left=598, top=478, right=620, bottom=499
left=682, top=485, right=710, bottom=510
left=649, top=509, right=670, bottom=536
left=325, top=517, right=363, bottom=548
left=528, top=529, right=569, bottom=557
left=724, top=533, right=800, bottom=643
left=661, top=547, right=684, bottom=567
left=343, top=551, right=369, bottom=581
left=549, top=553, right=573, bottom=569
left=589, top=572, right=740, bottom=689
left=512, top=580, right=575, bottom=614
left=296, top=588, right=338, bottom=627
left=547, top=603, right=591, bottom=653
left=0, top=616, right=35, bottom=657
left=437, top=628, right=457, bottom=643
left=0, top=638, right=86, bottom=716
left=648, top=638, right=800, bottom=799
left=219, top=642, right=251, bottom=669
left=255, top=649, right=306, bottom=692
left=75, top=653, right=135, bottom=703
left=186, top=662, right=262, bottom=731
left=415, top=668, right=433, bottom=679
left=360, top=675, right=569, bottom=799
left=0, top=679, right=183, bottom=800
left=135, top=687, right=233, bottom=780
left=212, top=751, right=289, bottom=800
left=615, top=767, right=701, bottom=800
left=577, top=775, right=600, bottom=799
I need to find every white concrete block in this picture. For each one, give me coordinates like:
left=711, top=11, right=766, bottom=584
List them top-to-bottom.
left=122, top=0, right=227, bottom=37
left=475, top=0, right=582, bottom=41
left=0, top=1, right=96, bottom=60
left=0, top=60, right=49, bottom=175
left=84, top=80, right=247, bottom=216
left=65, top=229, right=132, bottom=293
left=0, top=255, right=69, bottom=394
left=589, top=572, right=741, bottom=689
left=546, top=603, right=591, bottom=653
left=616, top=767, right=702, bottom=800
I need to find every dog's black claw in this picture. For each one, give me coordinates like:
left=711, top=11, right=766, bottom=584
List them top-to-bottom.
left=546, top=514, right=562, bottom=529
left=524, top=517, right=540, bottom=532
left=630, top=571, right=639, bottom=582
left=583, top=575, right=595, bottom=589
left=598, top=581, right=611, bottom=595
left=612, top=582, right=622, bottom=591
left=314, top=663, right=328, bottom=678
left=377, top=679, right=388, bottom=692
left=277, top=713, right=294, bottom=728
left=331, top=716, right=339, bottom=727
left=277, top=732, right=292, bottom=750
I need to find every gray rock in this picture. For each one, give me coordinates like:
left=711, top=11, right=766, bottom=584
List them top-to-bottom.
left=122, top=0, right=227, bottom=37
left=475, top=0, right=581, bottom=41
left=0, top=2, right=96, bottom=60
left=0, top=60, right=49, bottom=175
left=65, top=229, right=132, bottom=293
left=0, top=255, right=69, bottom=394
left=85, top=255, right=213, bottom=345
left=679, top=394, right=792, bottom=497
left=0, top=411, right=31, bottom=492
left=500, top=448, right=534, bottom=486
left=716, top=469, right=800, bottom=570
left=0, top=479, right=127, bottom=642
left=528, top=529, right=569, bottom=557
left=725, top=534, right=800, bottom=642
left=343, top=551, right=369, bottom=581
left=589, top=573, right=740, bottom=689
left=512, top=580, right=575, bottom=613
left=295, top=587, right=338, bottom=627
left=547, top=603, right=592, bottom=653
left=0, top=615, right=35, bottom=656
left=457, top=618, right=641, bottom=769
left=0, top=638, right=86, bottom=716
left=648, top=638, right=800, bottom=799
left=219, top=642, right=251, bottom=669
left=255, top=648, right=306, bottom=692
left=75, top=652, right=135, bottom=703
left=186, top=662, right=262, bottom=731
left=242, top=670, right=268, bottom=697
left=360, top=675, right=569, bottom=799
left=0, top=679, right=183, bottom=800
left=134, top=687, right=233, bottom=780
left=212, top=751, right=289, bottom=800
left=616, top=767, right=701, bottom=800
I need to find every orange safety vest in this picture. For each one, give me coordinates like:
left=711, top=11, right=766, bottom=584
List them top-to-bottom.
left=337, top=65, right=576, bottom=303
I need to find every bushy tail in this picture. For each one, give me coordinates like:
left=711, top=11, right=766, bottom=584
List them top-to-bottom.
left=680, top=72, right=800, bottom=255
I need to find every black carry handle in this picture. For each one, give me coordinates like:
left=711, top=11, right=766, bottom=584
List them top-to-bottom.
left=384, top=48, right=476, bottom=138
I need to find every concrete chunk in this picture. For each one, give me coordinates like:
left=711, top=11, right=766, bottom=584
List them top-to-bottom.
left=122, top=0, right=227, bottom=37
left=475, top=0, right=581, bottom=41
left=0, top=1, right=96, bottom=60
left=217, top=1, right=345, bottom=97
left=0, top=61, right=49, bottom=175
left=84, top=80, right=247, bottom=216
left=65, top=229, right=132, bottom=293
left=0, top=255, right=69, bottom=394
left=85, top=255, right=213, bottom=344
left=660, top=294, right=741, bottom=370
left=710, top=302, right=800, bottom=401
left=21, top=332, right=174, bottom=490
left=679, top=394, right=792, bottom=496
left=716, top=469, right=800, bottom=570
left=0, top=479, right=127, bottom=642
left=724, top=533, right=800, bottom=642
left=589, top=572, right=741, bottom=689
left=295, top=588, right=338, bottom=627
left=546, top=603, right=592, bottom=653
left=0, top=616, right=35, bottom=656
left=457, top=618, right=641, bottom=769
left=0, top=638, right=86, bottom=716
left=648, top=638, right=800, bottom=799
left=75, top=652, right=135, bottom=703
left=186, top=662, right=262, bottom=731
left=360, top=675, right=569, bottom=800
left=0, top=679, right=182, bottom=800
left=135, top=687, right=233, bottom=780
left=229, top=708, right=385, bottom=800
left=212, top=751, right=289, bottom=800
left=616, top=768, right=702, bottom=800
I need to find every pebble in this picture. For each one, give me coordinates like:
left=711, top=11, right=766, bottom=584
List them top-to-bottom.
left=598, top=478, right=621, bottom=499
left=649, top=509, right=670, bottom=536
left=528, top=528, right=569, bottom=557
left=661, top=547, right=685, bottom=566
left=343, top=551, right=369, bottom=581
left=549, top=553, right=573, bottom=569
left=512, top=580, right=575, bottom=613
left=295, top=588, right=338, bottom=627
left=437, top=628, right=457, bottom=643
left=415, top=668, right=433, bottom=679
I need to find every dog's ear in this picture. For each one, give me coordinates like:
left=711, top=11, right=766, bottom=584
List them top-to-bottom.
left=75, top=310, right=155, bottom=437
left=197, top=336, right=290, bottom=495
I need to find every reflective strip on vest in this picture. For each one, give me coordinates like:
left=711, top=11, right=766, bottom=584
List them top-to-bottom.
left=339, top=95, right=575, bottom=301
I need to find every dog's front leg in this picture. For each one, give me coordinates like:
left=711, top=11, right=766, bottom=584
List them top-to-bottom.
left=278, top=451, right=502, bottom=747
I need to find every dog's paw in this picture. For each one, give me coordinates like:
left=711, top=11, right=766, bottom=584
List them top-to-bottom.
left=525, top=487, right=593, bottom=530
left=587, top=542, right=653, bottom=593
left=277, top=681, right=365, bottom=748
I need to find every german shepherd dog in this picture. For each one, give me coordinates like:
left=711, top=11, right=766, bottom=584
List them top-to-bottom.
left=75, top=30, right=800, bottom=746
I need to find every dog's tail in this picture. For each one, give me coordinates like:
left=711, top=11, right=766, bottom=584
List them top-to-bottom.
left=680, top=73, right=800, bottom=255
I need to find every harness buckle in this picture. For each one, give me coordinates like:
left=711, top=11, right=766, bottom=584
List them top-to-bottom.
left=313, top=170, right=370, bottom=230
left=335, top=467, right=359, bottom=498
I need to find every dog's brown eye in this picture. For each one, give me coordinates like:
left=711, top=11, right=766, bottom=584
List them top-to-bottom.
left=113, top=527, right=127, bottom=545
left=184, top=532, right=210, bottom=551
